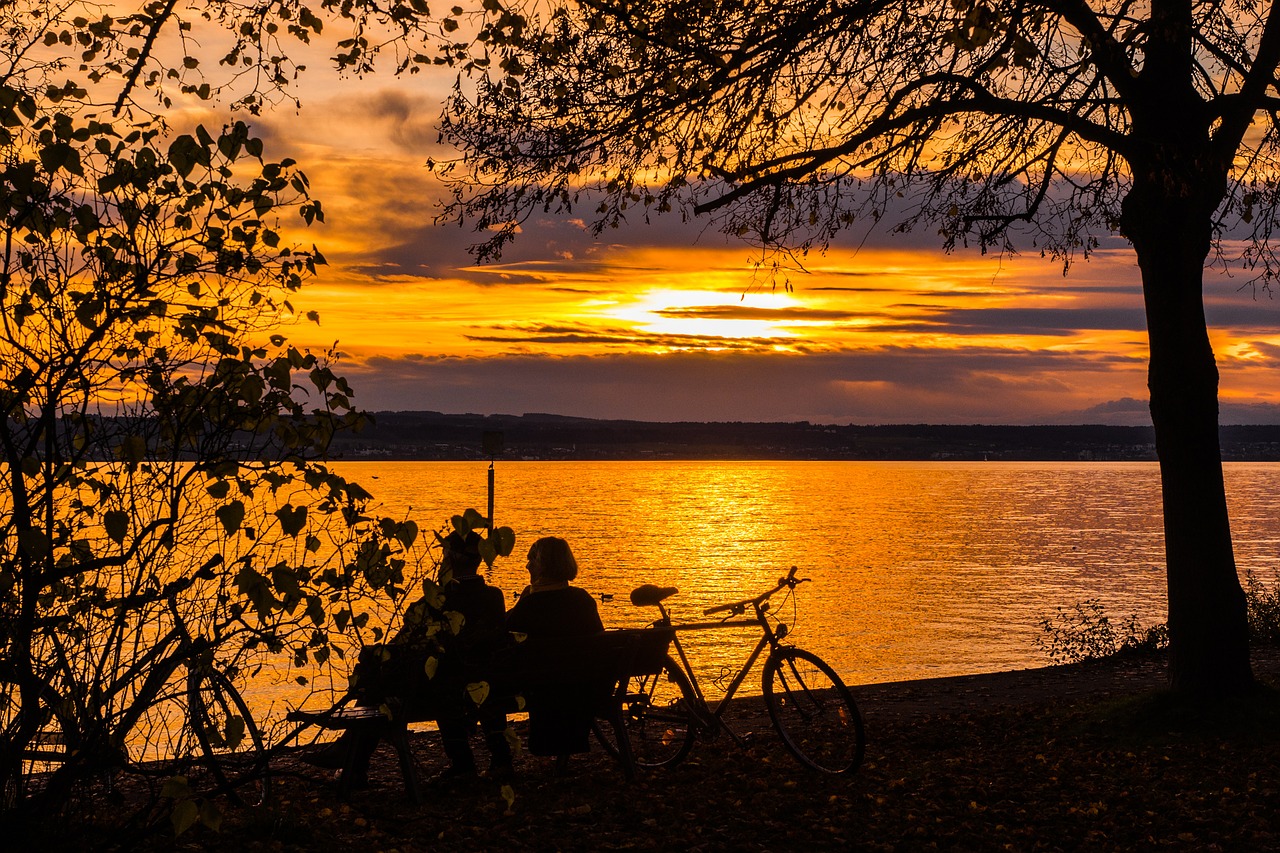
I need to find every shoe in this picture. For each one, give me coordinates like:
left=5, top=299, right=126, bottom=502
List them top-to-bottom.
left=302, top=741, right=350, bottom=770
left=486, top=763, right=516, bottom=784
left=429, top=766, right=479, bottom=790
left=339, top=771, right=370, bottom=790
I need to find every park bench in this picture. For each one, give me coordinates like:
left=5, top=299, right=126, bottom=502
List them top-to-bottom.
left=286, top=627, right=675, bottom=801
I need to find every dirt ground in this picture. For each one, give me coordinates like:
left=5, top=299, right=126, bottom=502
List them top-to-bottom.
left=34, top=648, right=1280, bottom=851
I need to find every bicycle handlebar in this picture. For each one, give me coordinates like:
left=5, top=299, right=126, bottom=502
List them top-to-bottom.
left=702, top=566, right=807, bottom=616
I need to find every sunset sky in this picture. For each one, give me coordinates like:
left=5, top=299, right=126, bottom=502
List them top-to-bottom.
left=226, top=68, right=1280, bottom=426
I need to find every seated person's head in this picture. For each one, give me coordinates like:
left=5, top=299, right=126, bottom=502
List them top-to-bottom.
left=441, top=530, right=484, bottom=577
left=528, top=536, right=577, bottom=583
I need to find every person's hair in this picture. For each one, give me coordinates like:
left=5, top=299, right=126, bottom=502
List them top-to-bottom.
left=441, top=530, right=484, bottom=575
left=531, top=536, right=578, bottom=582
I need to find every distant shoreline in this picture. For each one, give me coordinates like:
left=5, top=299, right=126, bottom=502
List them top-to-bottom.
left=325, top=412, right=1280, bottom=462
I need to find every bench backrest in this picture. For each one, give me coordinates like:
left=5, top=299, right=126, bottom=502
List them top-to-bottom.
left=490, top=627, right=675, bottom=691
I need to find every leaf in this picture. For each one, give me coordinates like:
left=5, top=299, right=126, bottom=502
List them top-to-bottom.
left=167, top=134, right=200, bottom=178
left=38, top=141, right=82, bottom=175
left=216, top=500, right=245, bottom=536
left=274, top=503, right=307, bottom=537
left=103, top=510, right=129, bottom=544
left=395, top=520, right=418, bottom=549
left=492, top=526, right=516, bottom=557
left=17, top=528, right=49, bottom=559
left=270, top=562, right=302, bottom=597
left=234, top=564, right=276, bottom=618
left=305, top=595, right=325, bottom=626
left=446, top=610, right=465, bottom=635
left=423, top=656, right=439, bottom=679
left=466, top=681, right=490, bottom=706
left=221, top=714, right=246, bottom=750
left=160, top=776, right=192, bottom=799
left=501, top=783, right=516, bottom=815
left=171, top=799, right=199, bottom=837
left=198, top=799, right=222, bottom=831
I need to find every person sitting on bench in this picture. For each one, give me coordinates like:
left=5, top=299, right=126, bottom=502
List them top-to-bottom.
left=306, top=530, right=512, bottom=786
left=504, top=536, right=604, bottom=774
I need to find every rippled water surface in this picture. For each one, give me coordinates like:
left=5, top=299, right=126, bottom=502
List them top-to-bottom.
left=326, top=460, right=1280, bottom=689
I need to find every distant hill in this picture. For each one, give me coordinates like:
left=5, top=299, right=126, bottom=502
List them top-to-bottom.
left=324, top=412, right=1280, bottom=462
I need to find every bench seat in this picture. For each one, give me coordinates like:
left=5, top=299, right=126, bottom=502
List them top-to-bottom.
left=287, top=627, right=675, bottom=800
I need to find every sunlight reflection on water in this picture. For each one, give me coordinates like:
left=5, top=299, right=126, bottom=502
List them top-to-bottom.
left=328, top=460, right=1280, bottom=691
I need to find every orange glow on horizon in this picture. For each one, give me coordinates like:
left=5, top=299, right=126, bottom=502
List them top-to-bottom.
left=215, top=85, right=1280, bottom=423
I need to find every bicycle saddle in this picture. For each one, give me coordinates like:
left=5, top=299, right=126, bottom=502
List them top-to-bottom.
left=630, top=584, right=678, bottom=607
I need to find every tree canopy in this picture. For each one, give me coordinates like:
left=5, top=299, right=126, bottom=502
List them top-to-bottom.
left=428, top=0, right=1280, bottom=694
left=434, top=0, right=1280, bottom=274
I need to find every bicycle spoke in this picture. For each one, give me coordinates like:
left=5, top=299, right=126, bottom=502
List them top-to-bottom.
left=763, top=648, right=865, bottom=774
left=594, top=655, right=697, bottom=770
left=187, top=670, right=271, bottom=806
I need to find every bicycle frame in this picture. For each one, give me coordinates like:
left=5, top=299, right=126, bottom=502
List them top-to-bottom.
left=617, top=566, right=866, bottom=776
left=641, top=567, right=804, bottom=743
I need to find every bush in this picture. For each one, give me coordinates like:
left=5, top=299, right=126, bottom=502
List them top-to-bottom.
left=1245, top=571, right=1280, bottom=645
left=1038, top=573, right=1280, bottom=666
left=1035, top=599, right=1168, bottom=665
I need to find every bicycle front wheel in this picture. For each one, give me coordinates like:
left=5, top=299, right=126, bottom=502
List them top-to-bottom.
left=762, top=648, right=865, bottom=774
left=594, top=654, right=697, bottom=770
left=187, top=669, right=271, bottom=806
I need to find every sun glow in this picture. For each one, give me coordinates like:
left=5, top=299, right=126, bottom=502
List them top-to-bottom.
left=612, top=288, right=804, bottom=346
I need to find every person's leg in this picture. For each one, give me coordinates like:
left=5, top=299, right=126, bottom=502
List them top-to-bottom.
left=480, top=708, right=513, bottom=776
left=436, top=714, right=479, bottom=775
left=342, top=727, right=381, bottom=787
left=302, top=730, right=353, bottom=769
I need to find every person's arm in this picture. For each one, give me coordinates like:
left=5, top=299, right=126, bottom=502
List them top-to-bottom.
left=575, top=588, right=604, bottom=634
left=505, top=595, right=531, bottom=635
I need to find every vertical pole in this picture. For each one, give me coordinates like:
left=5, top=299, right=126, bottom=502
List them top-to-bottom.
left=482, top=429, right=503, bottom=531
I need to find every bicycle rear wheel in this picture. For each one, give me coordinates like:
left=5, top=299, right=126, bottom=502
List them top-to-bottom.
left=762, top=648, right=865, bottom=774
left=593, top=654, right=697, bottom=770
left=187, top=669, right=270, bottom=806
left=1, top=681, right=80, bottom=810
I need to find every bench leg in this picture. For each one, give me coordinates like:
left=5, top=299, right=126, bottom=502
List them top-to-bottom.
left=602, top=700, right=637, bottom=782
left=330, top=722, right=420, bottom=802
left=387, top=723, right=421, bottom=804
left=335, top=733, right=362, bottom=799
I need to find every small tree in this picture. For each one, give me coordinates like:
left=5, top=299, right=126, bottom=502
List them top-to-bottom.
left=0, top=0, right=506, bottom=829
left=423, top=0, right=1280, bottom=695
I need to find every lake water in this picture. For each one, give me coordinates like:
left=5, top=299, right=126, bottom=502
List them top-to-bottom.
left=322, top=460, right=1280, bottom=689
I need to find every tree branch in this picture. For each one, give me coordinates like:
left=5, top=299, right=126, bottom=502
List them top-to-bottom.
left=113, top=0, right=181, bottom=117
left=695, top=73, right=1129, bottom=216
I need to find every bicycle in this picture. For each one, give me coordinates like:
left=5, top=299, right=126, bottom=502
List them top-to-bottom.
left=1, top=555, right=270, bottom=811
left=595, top=566, right=865, bottom=775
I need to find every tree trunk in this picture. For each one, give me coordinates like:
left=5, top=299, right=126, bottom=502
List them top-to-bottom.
left=1123, top=185, right=1253, bottom=695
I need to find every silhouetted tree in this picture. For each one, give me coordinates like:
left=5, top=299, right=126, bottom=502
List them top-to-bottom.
left=427, top=0, right=1280, bottom=695
left=0, top=1, right=509, bottom=831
